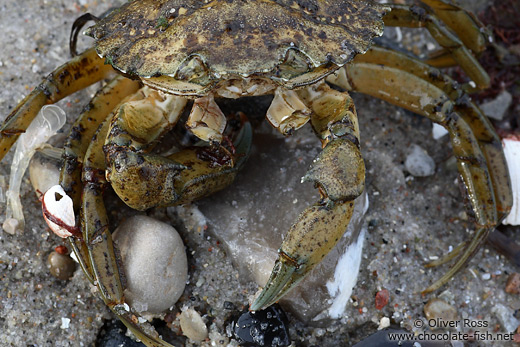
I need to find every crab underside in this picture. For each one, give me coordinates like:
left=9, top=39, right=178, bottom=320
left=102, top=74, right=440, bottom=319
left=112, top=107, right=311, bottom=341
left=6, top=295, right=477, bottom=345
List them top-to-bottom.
left=0, top=0, right=513, bottom=346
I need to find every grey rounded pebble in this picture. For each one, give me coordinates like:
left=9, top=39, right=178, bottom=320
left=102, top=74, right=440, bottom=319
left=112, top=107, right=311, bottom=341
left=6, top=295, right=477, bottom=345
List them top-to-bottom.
left=479, top=90, right=512, bottom=121
left=405, top=144, right=435, bottom=177
left=113, top=215, right=187, bottom=314
left=47, top=251, right=76, bottom=280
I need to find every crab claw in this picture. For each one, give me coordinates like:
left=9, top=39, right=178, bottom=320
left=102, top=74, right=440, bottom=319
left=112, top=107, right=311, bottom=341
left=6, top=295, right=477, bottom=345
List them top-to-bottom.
left=251, top=137, right=364, bottom=311
left=42, top=185, right=80, bottom=238
left=251, top=200, right=356, bottom=311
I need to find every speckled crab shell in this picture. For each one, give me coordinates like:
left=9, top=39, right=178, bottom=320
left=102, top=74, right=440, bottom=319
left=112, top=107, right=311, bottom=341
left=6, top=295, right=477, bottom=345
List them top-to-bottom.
left=86, top=0, right=388, bottom=95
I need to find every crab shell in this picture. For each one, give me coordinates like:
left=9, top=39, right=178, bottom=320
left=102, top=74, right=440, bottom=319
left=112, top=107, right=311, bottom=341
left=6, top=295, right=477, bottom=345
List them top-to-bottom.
left=86, top=0, right=388, bottom=96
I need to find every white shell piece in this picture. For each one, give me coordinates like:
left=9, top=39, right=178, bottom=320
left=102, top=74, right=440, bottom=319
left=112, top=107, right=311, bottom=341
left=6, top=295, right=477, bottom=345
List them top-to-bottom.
left=502, top=137, right=520, bottom=225
left=42, top=185, right=76, bottom=238
left=314, top=192, right=369, bottom=321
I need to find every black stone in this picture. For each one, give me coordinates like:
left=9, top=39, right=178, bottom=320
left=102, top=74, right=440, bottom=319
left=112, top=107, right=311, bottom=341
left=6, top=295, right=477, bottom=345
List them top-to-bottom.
left=230, top=304, right=290, bottom=346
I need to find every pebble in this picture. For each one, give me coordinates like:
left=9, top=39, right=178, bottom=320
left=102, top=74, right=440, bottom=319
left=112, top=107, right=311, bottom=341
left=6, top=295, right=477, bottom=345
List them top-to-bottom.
left=479, top=90, right=513, bottom=121
left=404, top=144, right=435, bottom=177
left=29, top=150, right=61, bottom=197
left=112, top=215, right=187, bottom=314
left=2, top=218, right=21, bottom=235
left=47, top=250, right=76, bottom=280
left=505, top=273, right=520, bottom=294
left=375, top=289, right=390, bottom=310
left=423, top=298, right=458, bottom=329
left=492, top=303, right=520, bottom=332
left=230, top=304, right=290, bottom=346
left=179, top=308, right=208, bottom=342
left=378, top=317, right=390, bottom=330
left=96, top=320, right=146, bottom=347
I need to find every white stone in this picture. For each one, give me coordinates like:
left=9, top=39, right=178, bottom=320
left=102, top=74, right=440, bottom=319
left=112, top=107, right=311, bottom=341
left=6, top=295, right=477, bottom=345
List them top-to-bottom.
left=405, top=144, right=435, bottom=177
left=113, top=215, right=187, bottom=314
left=179, top=308, right=208, bottom=342
left=60, top=317, right=70, bottom=329
left=378, top=317, right=390, bottom=330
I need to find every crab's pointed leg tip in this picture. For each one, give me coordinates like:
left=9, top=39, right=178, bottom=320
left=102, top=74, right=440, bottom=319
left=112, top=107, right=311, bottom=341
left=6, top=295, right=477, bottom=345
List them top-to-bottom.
left=250, top=259, right=297, bottom=311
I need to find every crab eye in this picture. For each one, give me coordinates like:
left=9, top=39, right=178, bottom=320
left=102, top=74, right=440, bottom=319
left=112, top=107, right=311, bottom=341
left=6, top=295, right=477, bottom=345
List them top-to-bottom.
left=277, top=48, right=312, bottom=80
left=174, top=55, right=211, bottom=86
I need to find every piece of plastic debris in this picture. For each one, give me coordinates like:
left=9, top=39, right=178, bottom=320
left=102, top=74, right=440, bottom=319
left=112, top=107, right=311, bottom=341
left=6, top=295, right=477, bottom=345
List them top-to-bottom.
left=4, top=105, right=66, bottom=232
left=502, top=136, right=520, bottom=225
left=42, top=185, right=76, bottom=238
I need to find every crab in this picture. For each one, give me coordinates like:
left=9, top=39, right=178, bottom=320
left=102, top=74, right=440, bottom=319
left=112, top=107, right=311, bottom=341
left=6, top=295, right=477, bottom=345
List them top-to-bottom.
left=0, top=0, right=513, bottom=345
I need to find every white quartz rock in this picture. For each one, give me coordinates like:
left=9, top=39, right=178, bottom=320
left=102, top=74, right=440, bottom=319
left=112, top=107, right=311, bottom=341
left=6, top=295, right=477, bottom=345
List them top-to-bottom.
left=196, top=124, right=368, bottom=323
left=113, top=215, right=188, bottom=314
left=179, top=308, right=208, bottom=342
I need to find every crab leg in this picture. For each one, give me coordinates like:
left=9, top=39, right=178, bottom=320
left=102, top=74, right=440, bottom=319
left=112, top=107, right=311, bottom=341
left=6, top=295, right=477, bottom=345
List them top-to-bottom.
left=419, top=0, right=487, bottom=54
left=383, top=3, right=489, bottom=90
left=348, top=46, right=512, bottom=219
left=0, top=48, right=113, bottom=161
left=327, top=50, right=512, bottom=293
left=61, top=75, right=141, bottom=206
left=58, top=76, right=141, bottom=283
left=251, top=83, right=365, bottom=310
left=79, top=90, right=251, bottom=346
left=80, top=103, right=177, bottom=347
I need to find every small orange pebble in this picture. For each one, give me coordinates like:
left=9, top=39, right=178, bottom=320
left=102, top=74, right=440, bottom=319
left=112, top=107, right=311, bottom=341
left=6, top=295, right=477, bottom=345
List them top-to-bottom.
left=55, top=245, right=69, bottom=255
left=505, top=273, right=520, bottom=294
left=375, top=289, right=390, bottom=310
